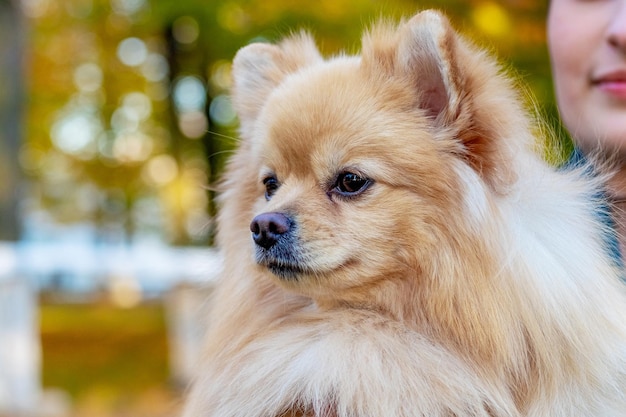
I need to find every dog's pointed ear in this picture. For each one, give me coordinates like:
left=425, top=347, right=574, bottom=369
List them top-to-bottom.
left=365, top=10, right=517, bottom=191
left=396, top=11, right=462, bottom=126
left=231, top=33, right=322, bottom=135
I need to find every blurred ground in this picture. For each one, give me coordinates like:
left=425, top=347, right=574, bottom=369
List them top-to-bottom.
left=40, top=300, right=183, bottom=417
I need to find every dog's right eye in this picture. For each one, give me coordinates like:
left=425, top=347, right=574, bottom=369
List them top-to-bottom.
left=263, top=176, right=279, bottom=200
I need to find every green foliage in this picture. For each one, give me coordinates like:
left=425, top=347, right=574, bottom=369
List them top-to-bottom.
left=40, top=302, right=169, bottom=397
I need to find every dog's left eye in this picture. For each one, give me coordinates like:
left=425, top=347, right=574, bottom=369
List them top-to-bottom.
left=334, top=172, right=371, bottom=196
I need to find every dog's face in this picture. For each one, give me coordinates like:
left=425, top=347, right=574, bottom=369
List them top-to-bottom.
left=229, top=11, right=518, bottom=303
left=248, top=63, right=461, bottom=295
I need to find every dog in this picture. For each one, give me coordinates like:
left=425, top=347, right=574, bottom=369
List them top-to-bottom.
left=182, top=10, right=626, bottom=417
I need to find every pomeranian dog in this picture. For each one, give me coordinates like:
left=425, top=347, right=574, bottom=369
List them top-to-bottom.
left=182, top=10, right=626, bottom=417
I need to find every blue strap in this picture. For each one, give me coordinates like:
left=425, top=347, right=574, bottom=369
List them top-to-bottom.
left=564, top=149, right=624, bottom=270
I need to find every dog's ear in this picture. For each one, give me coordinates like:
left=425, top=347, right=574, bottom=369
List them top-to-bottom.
left=370, top=10, right=518, bottom=191
left=362, top=11, right=472, bottom=132
left=394, top=11, right=463, bottom=127
left=231, top=33, right=322, bottom=135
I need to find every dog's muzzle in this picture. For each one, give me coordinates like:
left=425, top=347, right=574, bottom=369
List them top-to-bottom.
left=250, top=212, right=305, bottom=280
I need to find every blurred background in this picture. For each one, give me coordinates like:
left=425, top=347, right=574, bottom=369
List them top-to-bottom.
left=0, top=0, right=559, bottom=416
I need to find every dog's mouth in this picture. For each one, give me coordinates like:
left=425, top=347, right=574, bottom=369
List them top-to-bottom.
left=255, top=247, right=310, bottom=281
left=265, top=261, right=308, bottom=280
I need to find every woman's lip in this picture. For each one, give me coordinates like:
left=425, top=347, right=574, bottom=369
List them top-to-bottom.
left=592, top=69, right=626, bottom=83
left=592, top=71, right=626, bottom=98
left=595, top=81, right=626, bottom=98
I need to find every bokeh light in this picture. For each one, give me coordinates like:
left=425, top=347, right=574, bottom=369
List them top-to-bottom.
left=110, top=0, right=146, bottom=16
left=472, top=2, right=512, bottom=39
left=172, top=16, right=199, bottom=45
left=116, top=37, right=148, bottom=67
left=141, top=53, right=169, bottom=82
left=73, top=63, right=103, bottom=93
left=172, top=76, right=206, bottom=113
left=209, top=95, right=236, bottom=127
left=51, top=110, right=102, bottom=157
left=143, top=154, right=178, bottom=187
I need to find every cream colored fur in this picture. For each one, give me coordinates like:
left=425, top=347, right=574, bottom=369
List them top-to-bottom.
left=182, top=10, right=626, bottom=417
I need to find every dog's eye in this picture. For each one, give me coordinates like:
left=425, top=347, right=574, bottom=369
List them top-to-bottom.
left=335, top=172, right=371, bottom=196
left=263, top=176, right=279, bottom=200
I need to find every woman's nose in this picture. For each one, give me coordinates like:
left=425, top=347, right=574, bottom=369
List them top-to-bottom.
left=607, top=1, right=626, bottom=53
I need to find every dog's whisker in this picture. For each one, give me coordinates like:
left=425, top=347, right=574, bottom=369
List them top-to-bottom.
left=207, top=129, right=241, bottom=144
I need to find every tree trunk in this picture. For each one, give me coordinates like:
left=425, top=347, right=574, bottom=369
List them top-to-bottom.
left=0, top=0, right=24, bottom=241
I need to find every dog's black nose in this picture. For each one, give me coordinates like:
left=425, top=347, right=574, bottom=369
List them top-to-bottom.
left=250, top=212, right=290, bottom=249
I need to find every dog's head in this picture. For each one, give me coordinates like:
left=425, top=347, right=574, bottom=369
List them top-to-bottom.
left=227, top=11, right=529, bottom=304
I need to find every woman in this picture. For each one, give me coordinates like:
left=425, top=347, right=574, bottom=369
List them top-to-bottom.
left=547, top=0, right=626, bottom=259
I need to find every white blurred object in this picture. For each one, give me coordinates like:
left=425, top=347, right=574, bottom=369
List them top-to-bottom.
left=0, top=273, right=41, bottom=416
left=165, top=283, right=215, bottom=387
left=38, top=388, right=72, bottom=417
